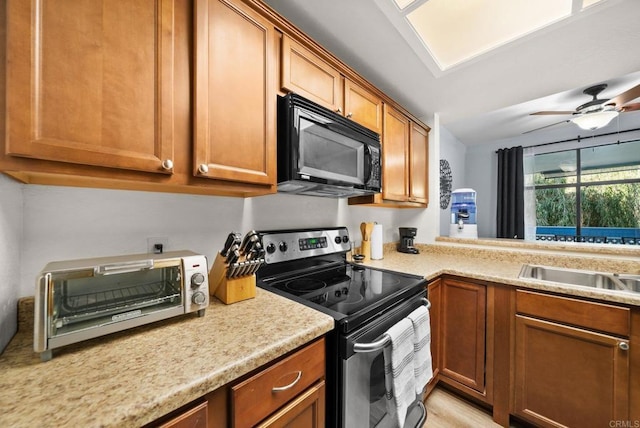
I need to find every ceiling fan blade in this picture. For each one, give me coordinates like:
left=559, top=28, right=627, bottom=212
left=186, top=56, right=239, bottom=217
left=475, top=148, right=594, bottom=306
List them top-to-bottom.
left=606, top=83, right=640, bottom=109
left=620, top=102, right=640, bottom=113
left=530, top=111, right=575, bottom=116
left=522, top=119, right=570, bottom=134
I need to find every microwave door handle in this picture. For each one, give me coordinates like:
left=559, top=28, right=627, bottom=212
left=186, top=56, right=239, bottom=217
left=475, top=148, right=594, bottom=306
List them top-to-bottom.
left=364, top=145, right=373, bottom=183
left=95, top=259, right=154, bottom=275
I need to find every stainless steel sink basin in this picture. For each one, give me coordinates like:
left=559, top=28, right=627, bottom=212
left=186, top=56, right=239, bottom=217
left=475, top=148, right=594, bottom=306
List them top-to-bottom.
left=519, top=264, right=640, bottom=294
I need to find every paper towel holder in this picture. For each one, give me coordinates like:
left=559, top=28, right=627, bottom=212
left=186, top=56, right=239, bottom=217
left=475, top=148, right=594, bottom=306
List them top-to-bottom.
left=370, top=223, right=384, bottom=260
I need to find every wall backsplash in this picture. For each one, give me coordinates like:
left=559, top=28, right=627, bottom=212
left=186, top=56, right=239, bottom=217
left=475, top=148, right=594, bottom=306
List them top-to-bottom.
left=0, top=175, right=23, bottom=352
left=11, top=183, right=436, bottom=301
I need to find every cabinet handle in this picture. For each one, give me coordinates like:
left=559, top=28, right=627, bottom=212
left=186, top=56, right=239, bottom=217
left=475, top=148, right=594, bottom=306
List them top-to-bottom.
left=335, top=108, right=342, bottom=114
left=346, top=112, right=353, bottom=118
left=161, top=159, right=173, bottom=171
left=198, top=164, right=209, bottom=175
left=619, top=342, right=629, bottom=351
left=271, top=371, right=302, bottom=392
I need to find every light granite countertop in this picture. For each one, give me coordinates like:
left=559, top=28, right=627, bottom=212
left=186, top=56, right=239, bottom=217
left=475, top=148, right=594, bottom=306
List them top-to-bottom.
left=1, top=239, right=638, bottom=428
left=362, top=240, right=640, bottom=306
left=0, top=288, right=334, bottom=428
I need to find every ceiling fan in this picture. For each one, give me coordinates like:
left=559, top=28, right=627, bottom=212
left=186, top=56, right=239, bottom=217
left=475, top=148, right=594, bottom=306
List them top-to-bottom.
left=524, top=82, right=640, bottom=134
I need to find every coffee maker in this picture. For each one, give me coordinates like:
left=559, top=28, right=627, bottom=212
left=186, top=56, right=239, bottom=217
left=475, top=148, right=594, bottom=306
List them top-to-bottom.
left=398, top=227, right=419, bottom=254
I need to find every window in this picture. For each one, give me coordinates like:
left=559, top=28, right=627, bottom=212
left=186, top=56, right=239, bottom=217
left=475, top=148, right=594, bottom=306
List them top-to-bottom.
left=526, top=140, right=640, bottom=244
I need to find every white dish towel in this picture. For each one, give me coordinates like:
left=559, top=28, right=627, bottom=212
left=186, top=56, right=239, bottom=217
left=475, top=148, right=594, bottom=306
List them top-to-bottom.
left=407, top=305, right=433, bottom=395
left=383, top=318, right=416, bottom=428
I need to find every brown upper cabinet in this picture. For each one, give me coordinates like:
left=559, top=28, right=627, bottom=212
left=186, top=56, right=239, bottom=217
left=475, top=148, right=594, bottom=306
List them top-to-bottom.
left=1, top=0, right=426, bottom=200
left=1, top=0, right=276, bottom=196
left=5, top=0, right=176, bottom=175
left=193, top=0, right=277, bottom=186
left=280, top=34, right=383, bottom=134
left=350, top=104, right=429, bottom=207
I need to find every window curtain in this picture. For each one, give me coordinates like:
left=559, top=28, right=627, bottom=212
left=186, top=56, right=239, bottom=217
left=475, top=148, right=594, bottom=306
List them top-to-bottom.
left=496, top=146, right=524, bottom=239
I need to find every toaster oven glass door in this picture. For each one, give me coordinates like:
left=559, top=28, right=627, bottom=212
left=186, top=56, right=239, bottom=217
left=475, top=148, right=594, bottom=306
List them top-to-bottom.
left=49, top=264, right=183, bottom=338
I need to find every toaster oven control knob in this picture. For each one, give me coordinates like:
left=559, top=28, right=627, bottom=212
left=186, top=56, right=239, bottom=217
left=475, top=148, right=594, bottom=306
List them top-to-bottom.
left=334, top=236, right=342, bottom=244
left=342, top=236, right=349, bottom=243
left=279, top=241, right=288, bottom=252
left=266, top=242, right=276, bottom=254
left=190, top=273, right=206, bottom=289
left=191, top=291, right=206, bottom=305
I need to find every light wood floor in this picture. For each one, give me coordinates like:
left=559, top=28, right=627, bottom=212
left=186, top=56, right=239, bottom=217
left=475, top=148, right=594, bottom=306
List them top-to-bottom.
left=424, top=387, right=503, bottom=428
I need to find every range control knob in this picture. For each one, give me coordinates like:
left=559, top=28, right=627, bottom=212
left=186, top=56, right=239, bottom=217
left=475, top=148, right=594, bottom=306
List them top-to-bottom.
left=334, top=236, right=342, bottom=244
left=342, top=236, right=349, bottom=243
left=279, top=241, right=288, bottom=252
left=266, top=242, right=276, bottom=254
left=190, top=273, right=205, bottom=289
left=191, top=291, right=206, bottom=305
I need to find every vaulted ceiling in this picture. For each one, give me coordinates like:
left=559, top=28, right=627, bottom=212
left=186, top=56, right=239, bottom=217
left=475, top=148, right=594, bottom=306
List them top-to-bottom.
left=263, top=0, right=640, bottom=146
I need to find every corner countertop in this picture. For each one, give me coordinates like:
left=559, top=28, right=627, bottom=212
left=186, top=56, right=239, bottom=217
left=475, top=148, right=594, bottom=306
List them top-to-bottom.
left=2, top=238, right=638, bottom=428
left=361, top=239, right=640, bottom=307
left=0, top=288, right=334, bottom=428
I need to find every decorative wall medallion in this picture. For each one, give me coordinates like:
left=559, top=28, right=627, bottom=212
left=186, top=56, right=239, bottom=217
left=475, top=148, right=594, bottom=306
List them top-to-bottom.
left=440, top=159, right=452, bottom=209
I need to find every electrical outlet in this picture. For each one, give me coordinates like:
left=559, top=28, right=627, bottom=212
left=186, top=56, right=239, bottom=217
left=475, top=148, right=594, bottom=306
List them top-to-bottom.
left=147, top=237, right=168, bottom=254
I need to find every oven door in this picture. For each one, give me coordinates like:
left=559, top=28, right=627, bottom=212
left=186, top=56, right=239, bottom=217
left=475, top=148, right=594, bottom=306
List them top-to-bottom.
left=341, top=293, right=428, bottom=428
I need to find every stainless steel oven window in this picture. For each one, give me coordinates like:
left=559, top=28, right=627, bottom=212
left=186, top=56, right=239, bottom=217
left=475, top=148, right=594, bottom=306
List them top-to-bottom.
left=298, top=116, right=365, bottom=185
left=49, top=265, right=183, bottom=337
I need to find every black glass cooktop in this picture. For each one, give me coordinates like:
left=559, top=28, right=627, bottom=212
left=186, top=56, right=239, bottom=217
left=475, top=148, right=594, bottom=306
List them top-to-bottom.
left=263, top=263, right=424, bottom=320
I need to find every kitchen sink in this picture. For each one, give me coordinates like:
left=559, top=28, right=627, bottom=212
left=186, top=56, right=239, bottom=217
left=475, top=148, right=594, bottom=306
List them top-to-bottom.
left=519, top=264, right=640, bottom=294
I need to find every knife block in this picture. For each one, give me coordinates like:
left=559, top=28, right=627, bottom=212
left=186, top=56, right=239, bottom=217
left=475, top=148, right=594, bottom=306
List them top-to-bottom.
left=209, top=252, right=256, bottom=305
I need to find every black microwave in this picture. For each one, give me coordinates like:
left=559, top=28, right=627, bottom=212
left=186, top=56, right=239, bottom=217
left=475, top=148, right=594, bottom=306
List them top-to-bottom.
left=277, top=93, right=381, bottom=198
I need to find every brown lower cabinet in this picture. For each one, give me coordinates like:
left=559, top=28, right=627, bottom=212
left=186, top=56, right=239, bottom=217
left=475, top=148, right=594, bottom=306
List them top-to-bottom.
left=439, top=277, right=487, bottom=395
left=427, top=278, right=639, bottom=428
left=513, top=290, right=632, bottom=428
left=150, top=337, right=325, bottom=428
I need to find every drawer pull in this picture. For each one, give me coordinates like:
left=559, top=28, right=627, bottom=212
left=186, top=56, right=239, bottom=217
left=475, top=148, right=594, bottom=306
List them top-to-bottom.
left=619, top=342, right=629, bottom=351
left=272, top=371, right=302, bottom=392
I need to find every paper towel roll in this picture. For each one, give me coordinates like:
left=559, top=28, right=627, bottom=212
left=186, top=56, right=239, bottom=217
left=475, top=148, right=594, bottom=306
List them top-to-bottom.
left=371, top=223, right=383, bottom=260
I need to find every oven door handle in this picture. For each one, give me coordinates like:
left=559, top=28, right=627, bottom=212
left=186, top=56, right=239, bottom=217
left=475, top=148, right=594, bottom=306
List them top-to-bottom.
left=94, top=259, right=154, bottom=275
left=353, top=298, right=431, bottom=353
left=414, top=401, right=427, bottom=428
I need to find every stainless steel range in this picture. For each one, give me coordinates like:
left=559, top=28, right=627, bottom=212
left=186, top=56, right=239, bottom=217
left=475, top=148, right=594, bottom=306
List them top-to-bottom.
left=256, top=227, right=429, bottom=428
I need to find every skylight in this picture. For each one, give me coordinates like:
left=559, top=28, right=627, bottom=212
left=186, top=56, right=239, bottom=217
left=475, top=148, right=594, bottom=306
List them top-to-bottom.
left=389, top=0, right=606, bottom=71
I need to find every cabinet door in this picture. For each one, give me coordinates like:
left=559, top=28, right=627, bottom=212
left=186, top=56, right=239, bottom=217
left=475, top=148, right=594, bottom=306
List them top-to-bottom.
left=6, top=0, right=175, bottom=174
left=194, top=0, right=276, bottom=185
left=281, top=35, right=343, bottom=113
left=344, top=80, right=383, bottom=134
left=381, top=104, right=410, bottom=202
left=409, top=123, right=429, bottom=205
left=440, top=278, right=486, bottom=393
left=514, top=315, right=629, bottom=428
left=256, top=381, right=326, bottom=428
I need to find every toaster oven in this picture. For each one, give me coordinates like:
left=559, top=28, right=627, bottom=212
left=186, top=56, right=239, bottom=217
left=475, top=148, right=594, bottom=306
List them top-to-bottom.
left=35, top=250, right=209, bottom=361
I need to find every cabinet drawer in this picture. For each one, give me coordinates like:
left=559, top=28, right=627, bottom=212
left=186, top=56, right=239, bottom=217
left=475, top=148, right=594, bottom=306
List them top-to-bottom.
left=516, top=290, right=630, bottom=336
left=231, top=338, right=325, bottom=427
left=157, top=401, right=207, bottom=428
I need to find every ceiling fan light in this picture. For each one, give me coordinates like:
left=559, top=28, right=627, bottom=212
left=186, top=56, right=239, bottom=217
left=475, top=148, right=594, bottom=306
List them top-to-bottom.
left=571, top=110, right=619, bottom=130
